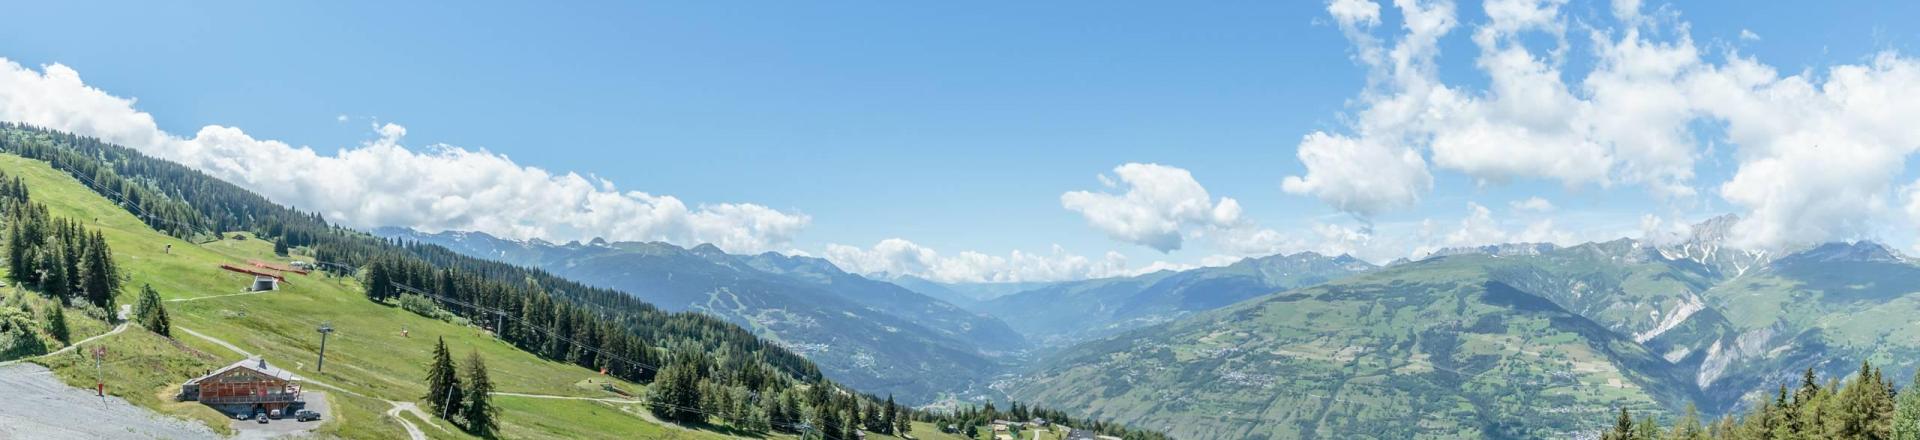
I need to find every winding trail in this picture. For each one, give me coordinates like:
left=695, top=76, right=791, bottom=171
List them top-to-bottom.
left=0, top=323, right=130, bottom=367
left=177, top=325, right=436, bottom=440
left=383, top=401, right=431, bottom=440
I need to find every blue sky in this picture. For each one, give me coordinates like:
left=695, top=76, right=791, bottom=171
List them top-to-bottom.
left=4, top=1, right=1920, bottom=282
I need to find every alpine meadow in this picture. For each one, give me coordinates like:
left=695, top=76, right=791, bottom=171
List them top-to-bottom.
left=6, top=1, right=1920, bottom=439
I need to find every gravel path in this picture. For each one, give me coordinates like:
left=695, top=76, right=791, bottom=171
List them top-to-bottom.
left=0, top=323, right=130, bottom=368
left=0, top=363, right=217, bottom=440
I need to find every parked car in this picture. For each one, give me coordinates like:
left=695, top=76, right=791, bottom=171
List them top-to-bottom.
left=269, top=409, right=282, bottom=419
left=296, top=410, right=321, bottom=422
left=255, top=413, right=268, bottom=424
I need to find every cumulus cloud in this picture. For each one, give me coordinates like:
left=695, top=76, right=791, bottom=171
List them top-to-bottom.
left=1293, top=0, right=1920, bottom=250
left=1695, top=53, right=1920, bottom=249
left=0, top=59, right=809, bottom=254
left=1280, top=132, right=1433, bottom=216
left=1062, top=163, right=1243, bottom=252
left=1411, top=202, right=1579, bottom=257
left=1638, top=214, right=1694, bottom=247
left=822, top=239, right=1181, bottom=283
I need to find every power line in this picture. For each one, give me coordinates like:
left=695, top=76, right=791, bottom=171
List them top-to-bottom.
left=389, top=281, right=664, bottom=375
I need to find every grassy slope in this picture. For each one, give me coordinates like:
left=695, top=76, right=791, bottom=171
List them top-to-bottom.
left=0, top=154, right=769, bottom=439
left=1011, top=258, right=1687, bottom=439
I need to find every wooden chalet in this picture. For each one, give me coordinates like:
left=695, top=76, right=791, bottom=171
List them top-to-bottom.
left=181, top=357, right=304, bottom=415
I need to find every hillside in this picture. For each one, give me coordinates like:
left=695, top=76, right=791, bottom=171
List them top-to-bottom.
left=0, top=153, right=741, bottom=439
left=1011, top=218, right=1920, bottom=439
left=379, top=227, right=1021, bottom=404
left=981, top=252, right=1376, bottom=347
left=1009, top=257, right=1694, bottom=439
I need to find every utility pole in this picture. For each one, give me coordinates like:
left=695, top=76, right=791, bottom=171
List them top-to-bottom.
left=315, top=322, right=334, bottom=373
left=442, top=382, right=457, bottom=419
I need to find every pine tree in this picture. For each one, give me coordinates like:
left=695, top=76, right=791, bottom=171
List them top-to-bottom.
left=78, top=234, right=116, bottom=311
left=273, top=237, right=289, bottom=256
left=39, top=246, right=69, bottom=300
left=365, top=260, right=394, bottom=302
left=134, top=285, right=170, bottom=337
left=45, top=303, right=68, bottom=344
left=424, top=337, right=465, bottom=420
left=462, top=351, right=498, bottom=438
left=648, top=361, right=704, bottom=424
left=1895, top=369, right=1920, bottom=440
left=774, top=390, right=802, bottom=433
left=761, top=391, right=787, bottom=432
left=881, top=394, right=898, bottom=435
left=813, top=396, right=844, bottom=440
left=842, top=398, right=860, bottom=440
left=1666, top=404, right=1708, bottom=440
left=895, top=405, right=911, bottom=435
left=1604, top=407, right=1635, bottom=440
left=1634, top=413, right=1660, bottom=440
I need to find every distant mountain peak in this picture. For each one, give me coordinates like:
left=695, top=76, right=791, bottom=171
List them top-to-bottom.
left=1650, top=214, right=1776, bottom=277
left=1776, top=241, right=1905, bottom=265
left=688, top=242, right=727, bottom=256
left=1422, top=242, right=1558, bottom=260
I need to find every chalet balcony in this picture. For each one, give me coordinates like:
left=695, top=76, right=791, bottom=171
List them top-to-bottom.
left=198, top=391, right=303, bottom=405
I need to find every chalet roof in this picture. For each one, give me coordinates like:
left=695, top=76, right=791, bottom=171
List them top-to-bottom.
left=185, top=357, right=298, bottom=385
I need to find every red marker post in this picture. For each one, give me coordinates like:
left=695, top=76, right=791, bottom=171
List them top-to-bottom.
left=91, top=346, right=108, bottom=399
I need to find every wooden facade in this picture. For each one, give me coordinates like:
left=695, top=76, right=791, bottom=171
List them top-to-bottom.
left=182, top=358, right=303, bottom=413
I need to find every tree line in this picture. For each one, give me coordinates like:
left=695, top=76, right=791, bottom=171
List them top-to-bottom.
left=0, top=165, right=173, bottom=354
left=0, top=169, right=120, bottom=314
left=644, top=342, right=916, bottom=438
left=1604, top=360, right=1920, bottom=440
left=925, top=400, right=1172, bottom=440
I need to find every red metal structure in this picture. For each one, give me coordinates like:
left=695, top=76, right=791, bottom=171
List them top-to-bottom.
left=250, top=260, right=310, bottom=275
left=219, top=263, right=290, bottom=284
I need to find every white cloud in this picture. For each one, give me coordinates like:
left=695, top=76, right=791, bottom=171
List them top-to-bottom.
left=1296, top=0, right=1920, bottom=250
left=1328, top=0, right=1383, bottom=28
left=1738, top=29, right=1760, bottom=42
left=1694, top=52, right=1920, bottom=249
left=0, top=58, right=810, bottom=254
left=335, top=114, right=348, bottom=123
left=1281, top=132, right=1433, bottom=216
left=1062, top=163, right=1242, bottom=252
left=1510, top=196, right=1555, bottom=212
left=1412, top=202, right=1579, bottom=256
left=1638, top=214, right=1693, bottom=246
left=822, top=239, right=1172, bottom=283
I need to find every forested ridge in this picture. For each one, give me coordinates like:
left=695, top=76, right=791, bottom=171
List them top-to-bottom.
left=0, top=123, right=1166, bottom=439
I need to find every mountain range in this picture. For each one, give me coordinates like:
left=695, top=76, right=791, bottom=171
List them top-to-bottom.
left=380, top=215, right=1920, bottom=439
left=1003, top=215, right=1920, bottom=438
left=377, top=228, right=1026, bottom=404
left=973, top=252, right=1378, bottom=347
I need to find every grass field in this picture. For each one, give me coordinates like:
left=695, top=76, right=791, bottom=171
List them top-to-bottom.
left=0, top=153, right=773, bottom=439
